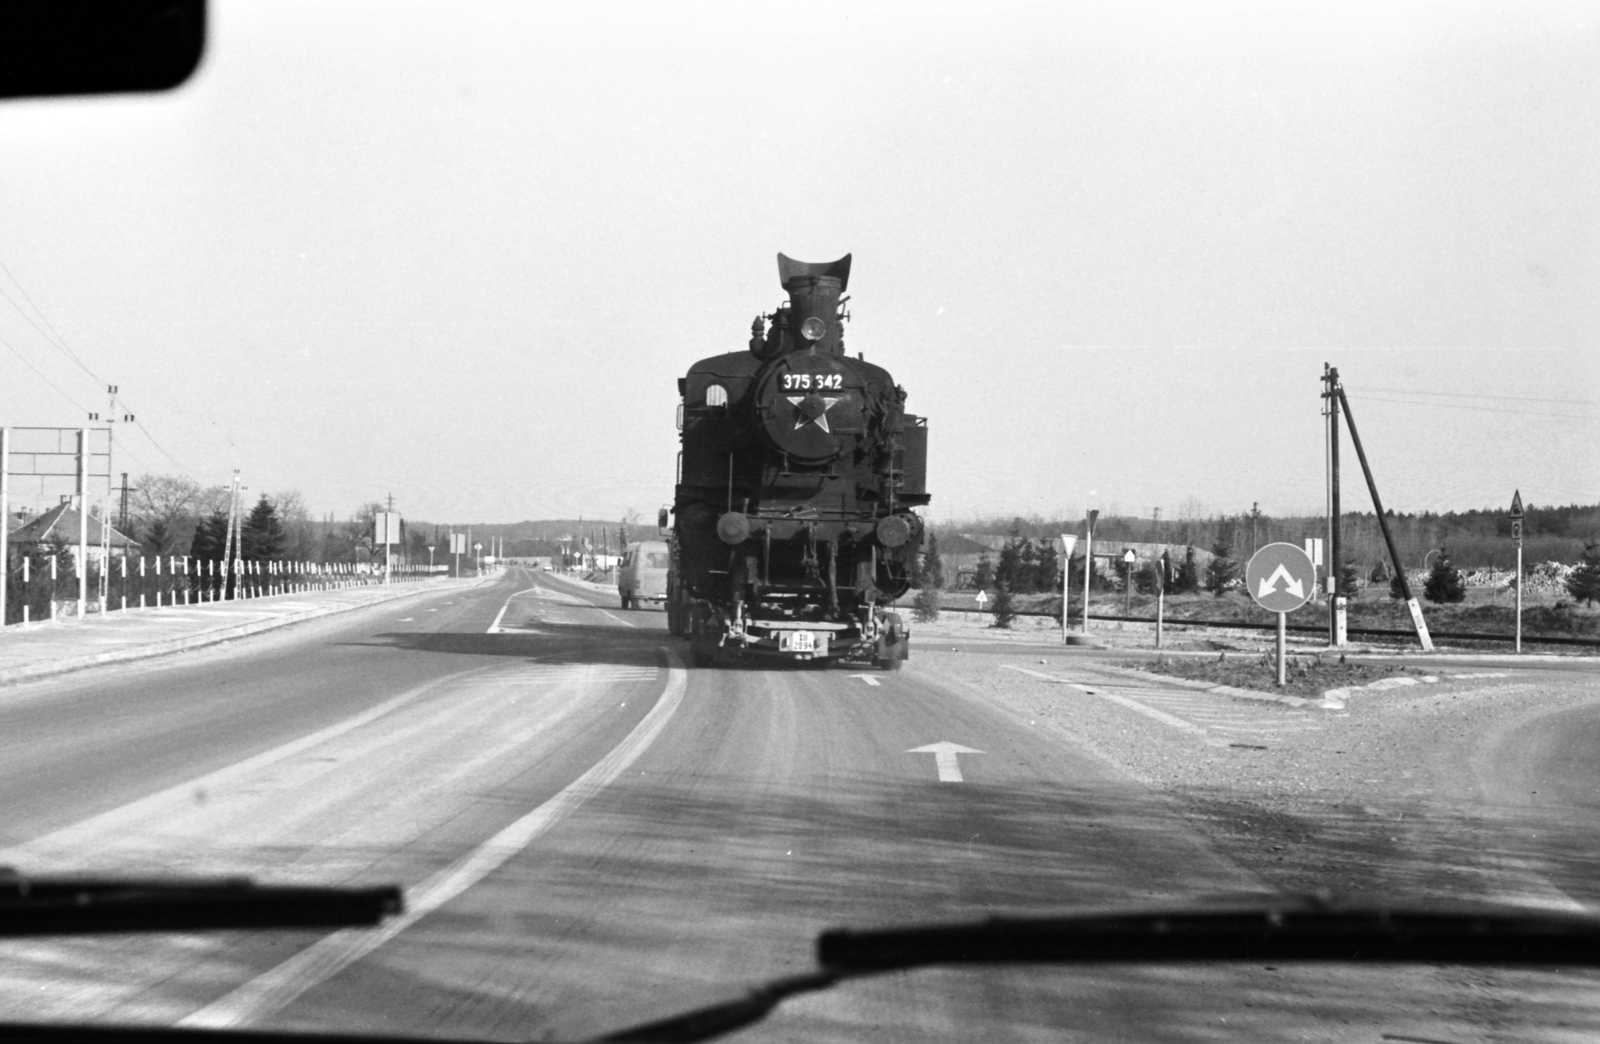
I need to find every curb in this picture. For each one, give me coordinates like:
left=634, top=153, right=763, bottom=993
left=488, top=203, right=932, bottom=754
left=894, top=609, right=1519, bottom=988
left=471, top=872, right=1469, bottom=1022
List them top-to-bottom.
left=0, top=579, right=488, bottom=688
left=1074, top=661, right=1342, bottom=711
left=1320, top=672, right=1453, bottom=704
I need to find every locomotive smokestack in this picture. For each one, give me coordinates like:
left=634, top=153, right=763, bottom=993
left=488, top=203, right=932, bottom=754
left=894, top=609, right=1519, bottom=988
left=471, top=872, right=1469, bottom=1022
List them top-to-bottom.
left=777, top=253, right=851, bottom=356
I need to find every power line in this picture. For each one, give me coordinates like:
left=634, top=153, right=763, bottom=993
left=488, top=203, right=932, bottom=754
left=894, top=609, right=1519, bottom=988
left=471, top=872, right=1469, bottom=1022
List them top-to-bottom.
left=0, top=253, right=202, bottom=481
left=0, top=256, right=104, bottom=388
left=0, top=329, right=91, bottom=414
left=1362, top=386, right=1595, bottom=407
left=1350, top=393, right=1596, bottom=422
left=130, top=416, right=196, bottom=477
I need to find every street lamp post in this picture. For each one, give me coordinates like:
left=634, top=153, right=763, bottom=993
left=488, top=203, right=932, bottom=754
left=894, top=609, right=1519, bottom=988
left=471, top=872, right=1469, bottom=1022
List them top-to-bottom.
left=1082, top=510, right=1098, bottom=634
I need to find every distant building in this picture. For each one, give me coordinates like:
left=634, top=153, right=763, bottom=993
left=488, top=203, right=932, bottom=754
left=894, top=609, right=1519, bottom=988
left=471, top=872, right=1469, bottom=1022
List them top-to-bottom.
left=6, top=502, right=141, bottom=568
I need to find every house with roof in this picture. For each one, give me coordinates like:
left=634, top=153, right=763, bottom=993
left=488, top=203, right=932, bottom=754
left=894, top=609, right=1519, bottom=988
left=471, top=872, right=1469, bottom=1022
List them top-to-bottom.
left=6, top=502, right=141, bottom=569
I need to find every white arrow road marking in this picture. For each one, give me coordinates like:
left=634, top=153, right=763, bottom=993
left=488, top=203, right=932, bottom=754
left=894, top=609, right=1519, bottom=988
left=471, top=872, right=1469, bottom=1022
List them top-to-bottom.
left=1257, top=563, right=1305, bottom=599
left=179, top=649, right=690, bottom=1029
left=847, top=673, right=881, bottom=687
left=908, top=741, right=984, bottom=782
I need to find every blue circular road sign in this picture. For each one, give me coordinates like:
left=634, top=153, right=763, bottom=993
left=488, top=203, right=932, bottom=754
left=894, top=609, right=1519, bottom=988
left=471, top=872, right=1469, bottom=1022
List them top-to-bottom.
left=1245, top=542, right=1316, bottom=613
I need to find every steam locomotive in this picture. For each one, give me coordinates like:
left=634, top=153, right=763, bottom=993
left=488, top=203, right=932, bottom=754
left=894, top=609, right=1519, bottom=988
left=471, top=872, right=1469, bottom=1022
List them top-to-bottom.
left=666, top=253, right=930, bottom=668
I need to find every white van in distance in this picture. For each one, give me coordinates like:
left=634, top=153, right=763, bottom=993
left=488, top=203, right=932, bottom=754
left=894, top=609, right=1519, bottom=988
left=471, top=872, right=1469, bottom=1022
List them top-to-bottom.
left=618, top=541, right=670, bottom=609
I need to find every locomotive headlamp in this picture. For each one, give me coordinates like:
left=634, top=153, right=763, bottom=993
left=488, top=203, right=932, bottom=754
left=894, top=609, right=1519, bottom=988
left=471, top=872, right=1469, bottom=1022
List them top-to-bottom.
left=799, top=316, right=827, bottom=341
left=716, top=511, right=751, bottom=546
left=875, top=515, right=911, bottom=548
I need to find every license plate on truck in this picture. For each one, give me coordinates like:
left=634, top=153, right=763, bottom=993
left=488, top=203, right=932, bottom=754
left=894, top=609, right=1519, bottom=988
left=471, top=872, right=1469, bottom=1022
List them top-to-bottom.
left=782, top=631, right=816, bottom=653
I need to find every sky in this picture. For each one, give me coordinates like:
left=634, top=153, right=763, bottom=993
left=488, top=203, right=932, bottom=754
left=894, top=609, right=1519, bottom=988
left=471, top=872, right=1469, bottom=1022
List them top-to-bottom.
left=0, top=2, right=1594, bottom=527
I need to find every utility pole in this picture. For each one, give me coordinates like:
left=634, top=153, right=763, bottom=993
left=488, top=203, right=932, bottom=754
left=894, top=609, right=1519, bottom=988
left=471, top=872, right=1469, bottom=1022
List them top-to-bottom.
left=1324, top=364, right=1342, bottom=645
left=1332, top=378, right=1433, bottom=652
left=221, top=471, right=240, bottom=599
left=116, top=473, right=133, bottom=533
left=1250, top=502, right=1261, bottom=557
left=1082, top=509, right=1098, bottom=634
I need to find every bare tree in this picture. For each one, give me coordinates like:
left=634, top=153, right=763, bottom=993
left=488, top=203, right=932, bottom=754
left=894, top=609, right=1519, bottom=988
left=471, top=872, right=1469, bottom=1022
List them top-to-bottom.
left=127, top=474, right=205, bottom=555
left=271, top=489, right=317, bottom=560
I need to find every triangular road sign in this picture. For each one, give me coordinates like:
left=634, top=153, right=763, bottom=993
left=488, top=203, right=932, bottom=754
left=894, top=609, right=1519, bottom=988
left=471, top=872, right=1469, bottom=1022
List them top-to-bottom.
left=1509, top=490, right=1524, bottom=518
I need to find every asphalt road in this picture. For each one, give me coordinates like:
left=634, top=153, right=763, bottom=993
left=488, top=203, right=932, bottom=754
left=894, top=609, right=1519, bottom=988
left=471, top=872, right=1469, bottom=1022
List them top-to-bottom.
left=1, top=569, right=1596, bottom=1042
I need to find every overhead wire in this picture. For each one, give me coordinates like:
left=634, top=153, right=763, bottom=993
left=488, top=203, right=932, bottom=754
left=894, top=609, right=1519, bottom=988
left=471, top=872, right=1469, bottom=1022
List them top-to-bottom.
left=0, top=251, right=201, bottom=482
left=0, top=256, right=104, bottom=386
left=0, top=329, right=92, bottom=415
left=1360, top=386, right=1595, bottom=408
left=1348, top=392, right=1596, bottom=423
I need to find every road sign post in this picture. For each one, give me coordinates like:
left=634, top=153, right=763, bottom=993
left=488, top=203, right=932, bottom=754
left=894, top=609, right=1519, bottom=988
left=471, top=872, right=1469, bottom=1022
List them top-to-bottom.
left=1510, top=490, right=1524, bottom=654
left=1082, top=510, right=1098, bottom=635
left=1058, top=534, right=1077, bottom=644
left=1246, top=542, right=1316, bottom=688
left=1123, top=549, right=1135, bottom=617
left=1156, top=551, right=1169, bottom=650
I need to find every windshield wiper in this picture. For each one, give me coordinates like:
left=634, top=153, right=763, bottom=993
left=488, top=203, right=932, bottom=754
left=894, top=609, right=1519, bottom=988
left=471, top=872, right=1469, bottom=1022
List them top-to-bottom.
left=0, top=867, right=402, bottom=937
left=586, top=897, right=1600, bottom=1043
left=817, top=899, right=1600, bottom=970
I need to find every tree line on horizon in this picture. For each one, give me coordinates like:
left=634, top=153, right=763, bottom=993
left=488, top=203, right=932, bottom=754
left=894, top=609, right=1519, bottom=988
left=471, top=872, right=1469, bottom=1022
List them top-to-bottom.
left=940, top=500, right=1599, bottom=574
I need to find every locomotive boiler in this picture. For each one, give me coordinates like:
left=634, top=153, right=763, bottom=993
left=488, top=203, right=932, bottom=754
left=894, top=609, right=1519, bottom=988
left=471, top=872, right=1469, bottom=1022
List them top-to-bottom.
left=666, top=253, right=930, bottom=668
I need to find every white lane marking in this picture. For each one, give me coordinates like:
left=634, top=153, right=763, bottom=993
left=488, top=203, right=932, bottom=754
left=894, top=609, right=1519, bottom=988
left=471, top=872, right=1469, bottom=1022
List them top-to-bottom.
left=486, top=586, right=544, bottom=634
left=597, top=608, right=636, bottom=629
left=397, top=618, right=413, bottom=622
left=179, top=648, right=689, bottom=1029
left=1002, top=664, right=1207, bottom=736
left=1003, top=665, right=1096, bottom=693
left=0, top=669, right=494, bottom=867
left=848, top=673, right=881, bottom=687
left=907, top=741, right=983, bottom=783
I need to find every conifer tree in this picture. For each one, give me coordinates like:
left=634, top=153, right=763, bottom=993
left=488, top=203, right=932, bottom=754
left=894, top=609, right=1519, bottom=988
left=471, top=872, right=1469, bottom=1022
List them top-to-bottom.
left=242, top=495, right=286, bottom=562
left=187, top=508, right=230, bottom=561
left=997, top=529, right=1022, bottom=591
left=912, top=531, right=944, bottom=621
left=921, top=531, right=945, bottom=590
left=1204, top=539, right=1236, bottom=595
left=1017, top=541, right=1043, bottom=592
left=1036, top=541, right=1059, bottom=595
left=1566, top=542, right=1600, bottom=607
left=1173, top=546, right=1200, bottom=594
left=1423, top=546, right=1467, bottom=603
left=974, top=552, right=994, bottom=591
left=990, top=578, right=1016, bottom=629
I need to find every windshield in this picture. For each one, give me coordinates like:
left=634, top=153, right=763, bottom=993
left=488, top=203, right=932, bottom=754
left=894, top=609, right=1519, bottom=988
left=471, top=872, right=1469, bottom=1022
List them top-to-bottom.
left=0, top=3, right=1597, bottom=1042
